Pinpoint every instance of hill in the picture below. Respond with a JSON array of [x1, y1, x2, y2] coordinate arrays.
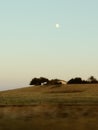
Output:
[[0, 84, 98, 105], [0, 84, 98, 130]]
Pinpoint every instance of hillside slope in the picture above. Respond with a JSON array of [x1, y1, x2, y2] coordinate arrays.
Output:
[[0, 84, 98, 105]]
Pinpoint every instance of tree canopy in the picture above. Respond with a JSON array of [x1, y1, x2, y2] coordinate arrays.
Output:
[[30, 77, 49, 85]]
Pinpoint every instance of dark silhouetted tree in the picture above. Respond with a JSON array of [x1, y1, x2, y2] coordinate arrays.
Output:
[[88, 76, 98, 84], [29, 78, 40, 85], [29, 77, 49, 86], [67, 77, 83, 84], [39, 77, 49, 84]]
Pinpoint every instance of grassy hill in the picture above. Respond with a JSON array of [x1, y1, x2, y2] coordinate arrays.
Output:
[[0, 84, 98, 105], [0, 84, 98, 130]]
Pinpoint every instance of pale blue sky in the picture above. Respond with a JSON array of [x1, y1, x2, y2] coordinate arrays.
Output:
[[0, 0, 98, 90]]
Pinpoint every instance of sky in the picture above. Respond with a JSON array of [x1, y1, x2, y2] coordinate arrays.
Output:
[[0, 0, 98, 90]]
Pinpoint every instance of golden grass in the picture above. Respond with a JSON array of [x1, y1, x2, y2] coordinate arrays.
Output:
[[0, 84, 98, 129], [0, 105, 98, 130], [0, 84, 98, 105]]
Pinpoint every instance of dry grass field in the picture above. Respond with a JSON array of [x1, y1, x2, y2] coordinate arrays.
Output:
[[0, 84, 98, 130], [0, 84, 98, 105]]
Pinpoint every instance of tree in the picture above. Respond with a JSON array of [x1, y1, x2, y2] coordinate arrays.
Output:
[[88, 76, 98, 84], [39, 77, 49, 84], [67, 77, 83, 84], [29, 78, 41, 85], [29, 77, 49, 86]]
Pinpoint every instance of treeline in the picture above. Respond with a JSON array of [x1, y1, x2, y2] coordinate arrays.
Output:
[[29, 76, 98, 86], [29, 77, 64, 86], [67, 76, 98, 84]]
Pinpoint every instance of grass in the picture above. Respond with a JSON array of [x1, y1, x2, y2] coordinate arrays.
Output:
[[0, 104, 98, 130], [0, 84, 98, 130], [0, 84, 98, 105]]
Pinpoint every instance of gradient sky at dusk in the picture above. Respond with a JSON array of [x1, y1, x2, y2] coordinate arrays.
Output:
[[0, 0, 98, 90]]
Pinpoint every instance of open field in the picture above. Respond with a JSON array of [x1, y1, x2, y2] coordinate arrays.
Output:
[[0, 105, 98, 130], [0, 84, 98, 105], [0, 84, 98, 130]]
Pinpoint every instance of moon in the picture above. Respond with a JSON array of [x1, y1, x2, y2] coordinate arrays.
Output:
[[55, 24, 60, 28]]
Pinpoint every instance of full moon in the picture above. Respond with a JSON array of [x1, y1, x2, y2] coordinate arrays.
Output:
[[55, 24, 60, 28]]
